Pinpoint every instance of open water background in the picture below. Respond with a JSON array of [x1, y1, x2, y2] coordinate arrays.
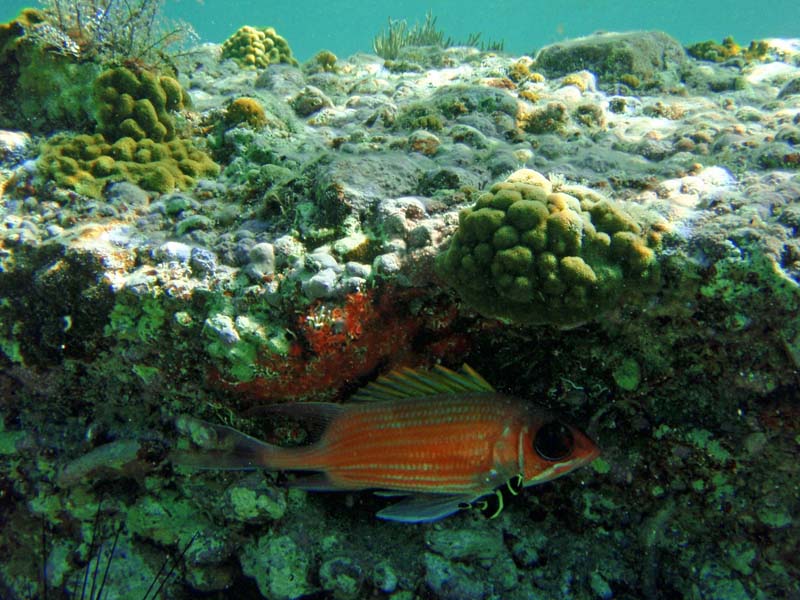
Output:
[[3, 0, 800, 61]]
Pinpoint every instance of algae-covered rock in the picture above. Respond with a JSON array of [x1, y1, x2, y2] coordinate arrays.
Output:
[[310, 151, 433, 224], [534, 31, 689, 91], [308, 49, 338, 73], [687, 36, 770, 63], [431, 84, 518, 119], [223, 474, 287, 523], [318, 557, 364, 600], [612, 357, 642, 391], [291, 85, 333, 117], [424, 552, 486, 600], [241, 534, 314, 599], [437, 168, 661, 327], [0, 237, 116, 366], [0, 9, 99, 132], [15, 48, 101, 132], [519, 101, 569, 134], [0, 9, 44, 59], [426, 527, 505, 562]]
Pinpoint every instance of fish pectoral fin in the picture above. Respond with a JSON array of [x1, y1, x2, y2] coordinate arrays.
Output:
[[375, 493, 478, 523], [373, 490, 411, 498]]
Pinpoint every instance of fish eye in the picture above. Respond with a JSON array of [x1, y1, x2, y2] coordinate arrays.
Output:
[[533, 421, 574, 461]]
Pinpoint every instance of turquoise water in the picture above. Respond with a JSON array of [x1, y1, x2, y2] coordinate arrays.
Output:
[[3, 0, 800, 60]]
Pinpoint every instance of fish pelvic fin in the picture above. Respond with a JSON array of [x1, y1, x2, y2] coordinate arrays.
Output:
[[351, 364, 494, 403], [169, 415, 308, 471], [375, 493, 480, 523]]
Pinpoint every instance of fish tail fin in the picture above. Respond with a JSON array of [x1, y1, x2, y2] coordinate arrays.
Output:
[[169, 415, 301, 471]]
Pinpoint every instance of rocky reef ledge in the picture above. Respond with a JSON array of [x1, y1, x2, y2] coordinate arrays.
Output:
[[1, 24, 799, 599]]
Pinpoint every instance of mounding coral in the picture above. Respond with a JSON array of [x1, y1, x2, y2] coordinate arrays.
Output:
[[1, 6, 196, 132], [38, 133, 220, 197], [224, 97, 268, 129], [36, 66, 218, 197], [221, 25, 298, 69], [93, 66, 189, 143], [437, 169, 662, 327]]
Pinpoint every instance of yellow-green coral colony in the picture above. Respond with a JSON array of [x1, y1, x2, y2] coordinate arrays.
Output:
[[94, 67, 188, 142], [221, 26, 298, 69], [37, 67, 219, 197], [686, 37, 769, 63], [39, 133, 219, 198], [311, 50, 338, 73], [437, 169, 660, 327], [224, 97, 268, 128]]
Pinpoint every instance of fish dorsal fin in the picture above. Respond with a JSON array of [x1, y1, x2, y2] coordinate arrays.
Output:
[[351, 364, 494, 402]]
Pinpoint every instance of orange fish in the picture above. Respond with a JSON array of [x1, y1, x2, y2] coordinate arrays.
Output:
[[172, 365, 600, 522]]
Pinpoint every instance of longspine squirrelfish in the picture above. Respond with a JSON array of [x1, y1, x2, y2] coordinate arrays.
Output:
[[172, 364, 599, 522]]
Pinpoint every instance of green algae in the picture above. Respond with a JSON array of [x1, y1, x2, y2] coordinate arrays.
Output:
[[591, 457, 611, 475], [128, 493, 205, 547], [612, 357, 642, 391], [228, 486, 287, 521], [105, 294, 167, 343]]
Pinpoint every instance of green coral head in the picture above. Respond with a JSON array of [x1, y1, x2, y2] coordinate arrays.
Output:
[[224, 97, 268, 129], [93, 67, 187, 143], [39, 132, 219, 198], [221, 25, 298, 69], [437, 168, 661, 327]]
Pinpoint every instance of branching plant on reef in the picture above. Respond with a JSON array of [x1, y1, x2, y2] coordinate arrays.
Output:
[[372, 10, 504, 60], [28, 0, 197, 68]]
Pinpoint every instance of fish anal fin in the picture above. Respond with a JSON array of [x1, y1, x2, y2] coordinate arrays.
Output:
[[169, 448, 264, 471], [375, 493, 479, 523], [352, 364, 494, 402]]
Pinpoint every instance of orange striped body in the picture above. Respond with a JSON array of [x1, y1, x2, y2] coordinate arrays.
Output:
[[173, 365, 599, 522], [270, 394, 527, 494]]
